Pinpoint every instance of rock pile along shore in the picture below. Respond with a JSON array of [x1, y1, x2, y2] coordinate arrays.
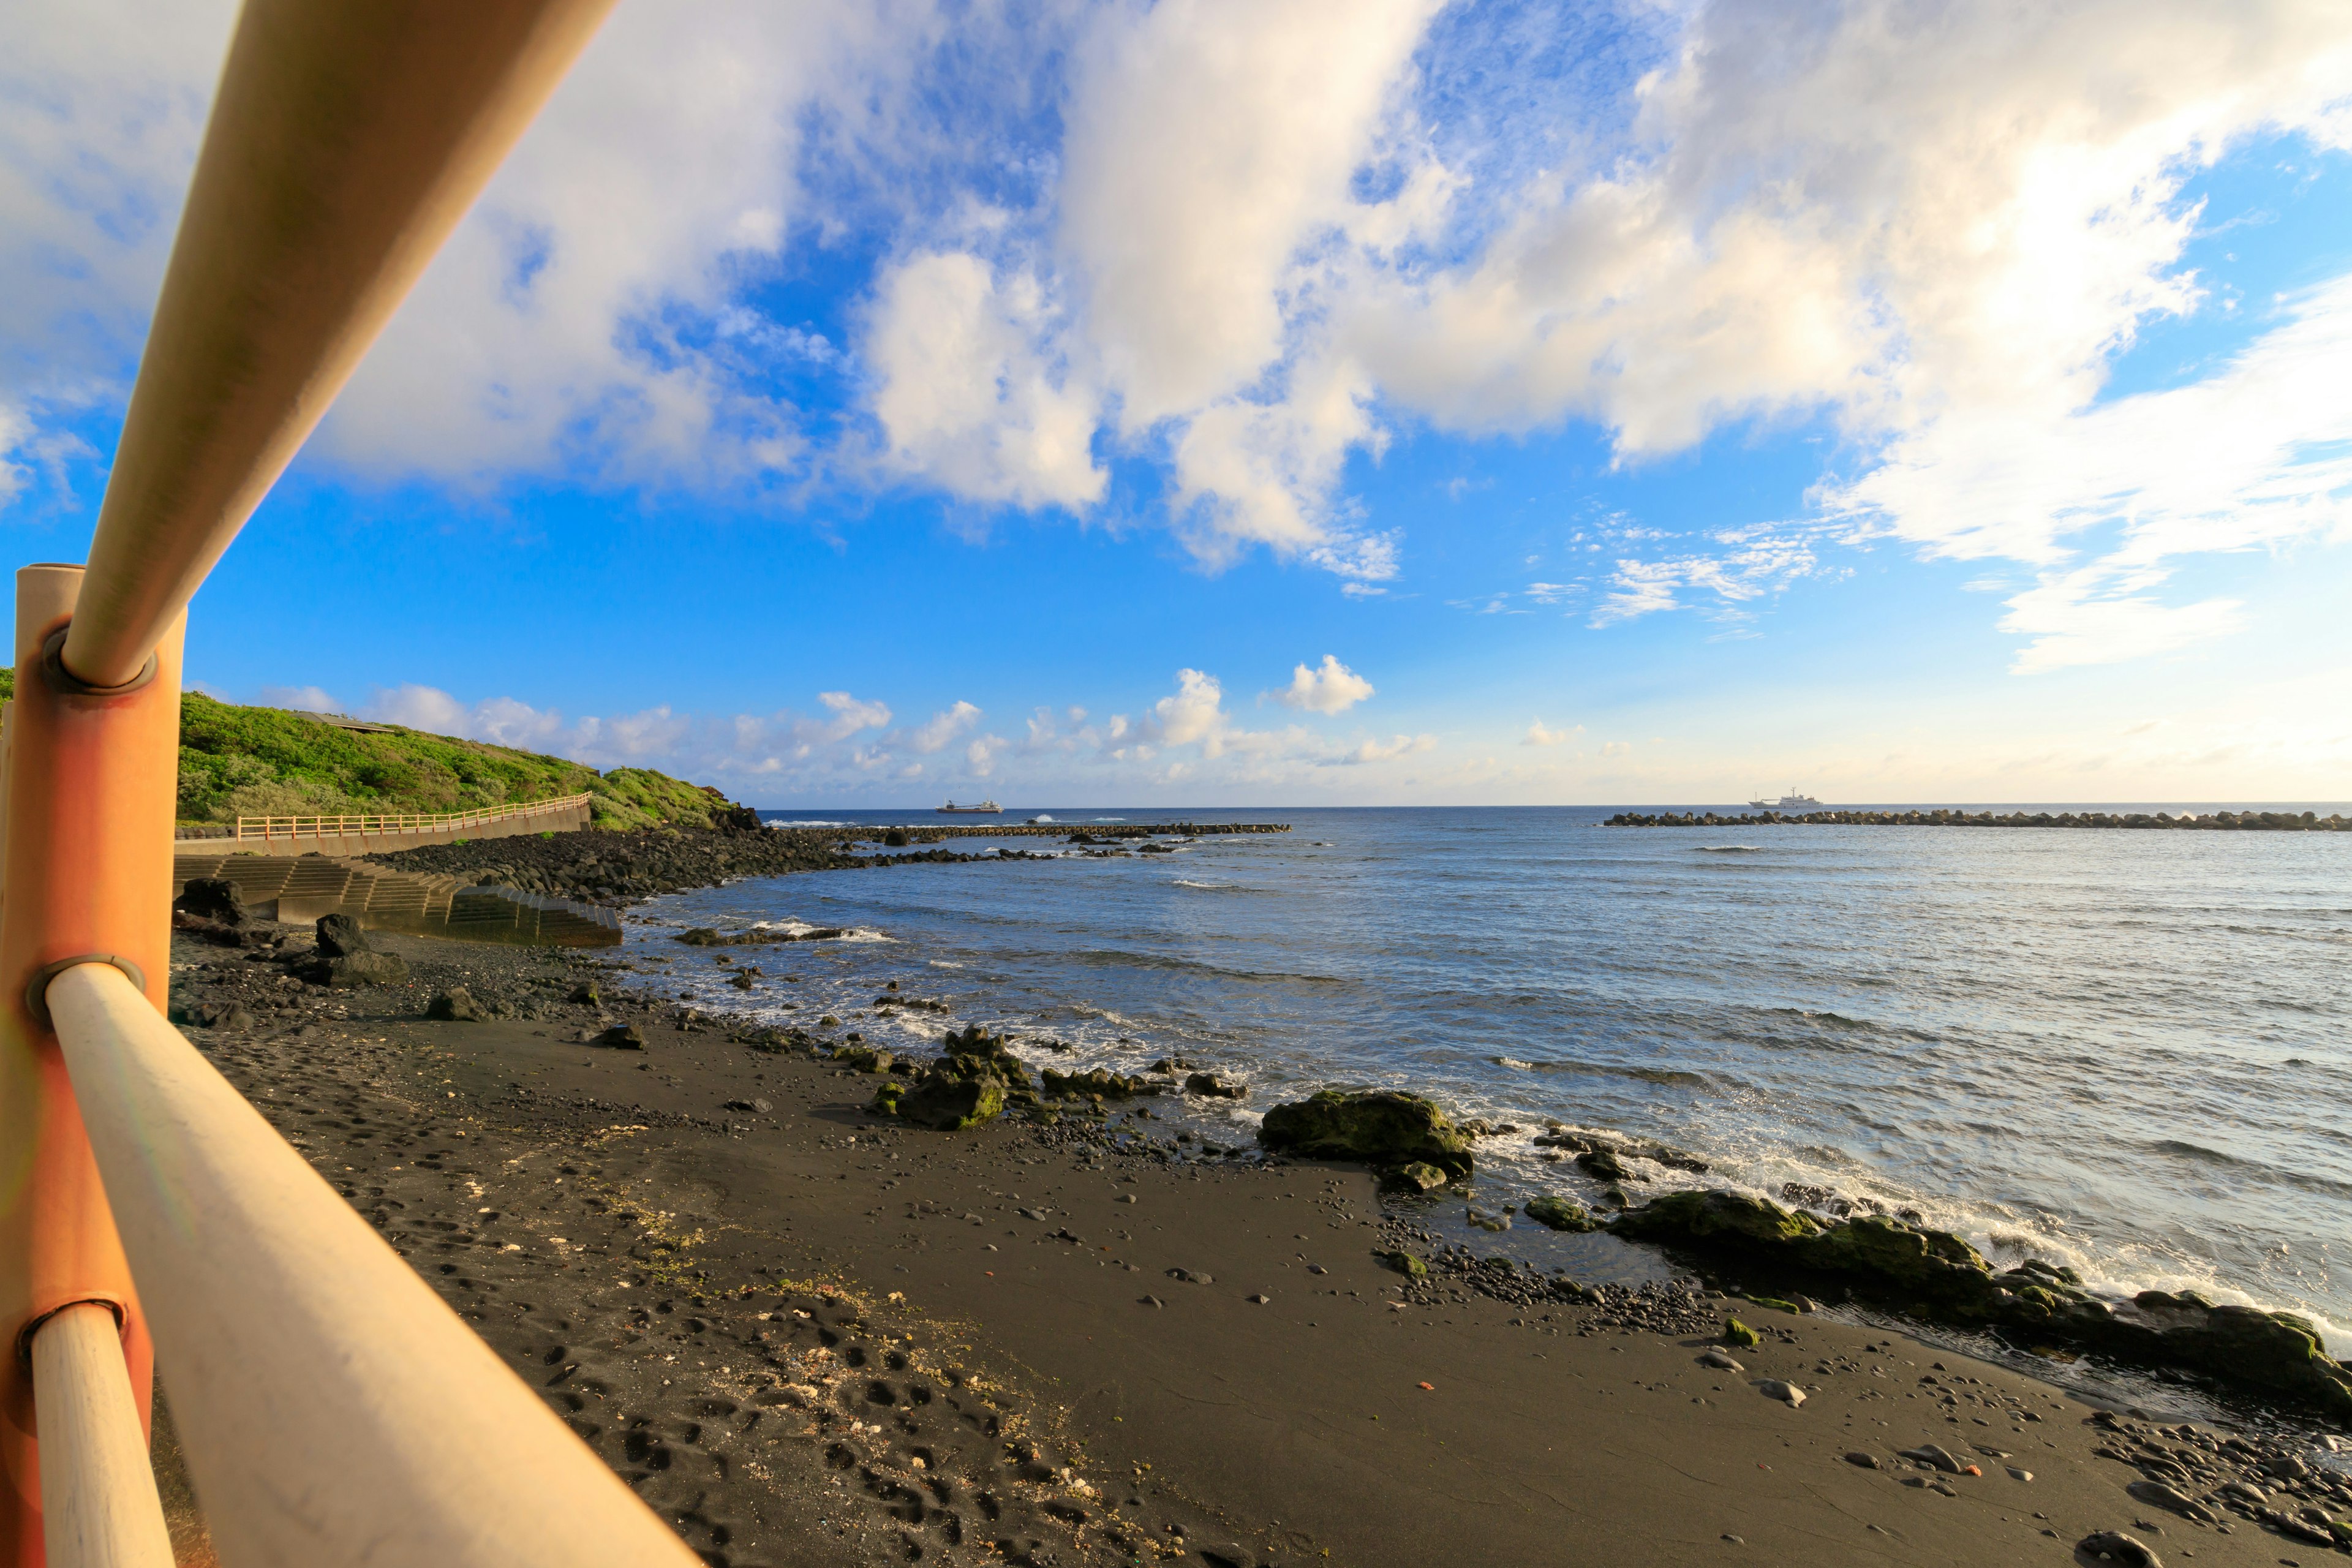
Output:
[[371, 821, 1285, 905], [1607, 807, 2350, 831], [367, 824, 1056, 904]]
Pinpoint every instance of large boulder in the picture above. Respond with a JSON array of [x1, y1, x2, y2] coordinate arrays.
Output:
[[175, 877, 247, 924], [172, 877, 255, 946], [314, 913, 371, 957], [1256, 1089, 1474, 1177], [426, 987, 482, 1021], [315, 950, 407, 987]]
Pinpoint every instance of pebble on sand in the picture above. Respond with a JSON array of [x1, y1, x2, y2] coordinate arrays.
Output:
[[2075, 1529, 2163, 1567]]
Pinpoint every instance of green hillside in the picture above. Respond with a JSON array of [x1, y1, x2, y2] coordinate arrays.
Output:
[[0, 670, 744, 832]]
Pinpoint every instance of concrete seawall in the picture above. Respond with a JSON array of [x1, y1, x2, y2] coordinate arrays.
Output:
[[174, 851, 619, 947]]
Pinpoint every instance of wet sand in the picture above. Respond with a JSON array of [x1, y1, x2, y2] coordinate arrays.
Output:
[[164, 924, 2339, 1567]]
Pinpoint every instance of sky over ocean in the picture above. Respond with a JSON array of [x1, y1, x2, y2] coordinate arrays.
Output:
[[4, 1, 2351, 808]]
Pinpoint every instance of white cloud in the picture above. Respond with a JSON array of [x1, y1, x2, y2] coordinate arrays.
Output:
[[1322, 733, 1435, 766], [1589, 531, 1823, 627], [1826, 273, 2352, 671], [259, 685, 339, 714], [1523, 720, 1580, 747], [1270, 654, 1375, 714], [1144, 669, 1232, 755], [904, 700, 982, 755], [0, 404, 32, 505], [11, 0, 2352, 643], [807, 690, 893, 743], [1058, 0, 1443, 427], [865, 253, 1106, 509]]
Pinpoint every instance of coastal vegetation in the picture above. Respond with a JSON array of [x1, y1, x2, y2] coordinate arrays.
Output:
[[0, 671, 741, 831]]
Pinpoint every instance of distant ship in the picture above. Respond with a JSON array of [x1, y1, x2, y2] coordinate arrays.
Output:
[[936, 799, 1003, 815], [1749, 788, 1825, 811]]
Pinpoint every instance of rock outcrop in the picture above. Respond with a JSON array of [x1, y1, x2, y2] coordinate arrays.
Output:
[[1256, 1089, 1475, 1178], [1613, 1188, 2352, 1420]]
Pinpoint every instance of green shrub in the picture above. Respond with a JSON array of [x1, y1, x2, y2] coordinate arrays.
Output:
[[0, 671, 750, 833]]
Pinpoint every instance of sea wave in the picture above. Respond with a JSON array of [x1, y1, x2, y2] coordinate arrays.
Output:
[[1488, 1055, 1714, 1089]]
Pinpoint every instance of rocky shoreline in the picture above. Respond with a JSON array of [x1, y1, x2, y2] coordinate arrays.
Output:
[[367, 824, 1060, 905], [1608, 807, 2350, 831], [832, 1012, 2352, 1441], [164, 884, 2352, 1565]]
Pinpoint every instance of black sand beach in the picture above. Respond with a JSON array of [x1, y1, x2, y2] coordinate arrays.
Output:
[[156, 910, 2352, 1568]]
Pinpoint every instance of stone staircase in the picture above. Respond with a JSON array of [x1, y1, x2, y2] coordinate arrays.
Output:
[[172, 852, 620, 948]]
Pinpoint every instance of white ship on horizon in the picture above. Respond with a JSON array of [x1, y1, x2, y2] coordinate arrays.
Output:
[[1748, 788, 1825, 812]]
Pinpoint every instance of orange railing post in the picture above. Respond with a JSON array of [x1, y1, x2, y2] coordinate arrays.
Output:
[[4, 1, 658, 1559], [0, 566, 184, 1562]]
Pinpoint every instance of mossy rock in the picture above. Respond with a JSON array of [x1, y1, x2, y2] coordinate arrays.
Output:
[[869, 1081, 906, 1116], [1381, 1161, 1452, 1194], [834, 1046, 895, 1074], [895, 1069, 1005, 1131], [1041, 1066, 1150, 1101], [1724, 1318, 1760, 1348], [1574, 1147, 1631, 1183], [1611, 1189, 1825, 1248], [1610, 1183, 2352, 1422], [940, 1024, 1031, 1088], [1797, 1212, 1991, 1291], [1523, 1195, 1600, 1232], [1375, 1250, 1429, 1281], [1257, 1090, 1474, 1177], [2158, 1306, 2352, 1417]]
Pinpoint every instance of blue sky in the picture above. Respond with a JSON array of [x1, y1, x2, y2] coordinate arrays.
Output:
[[5, 0, 2351, 807]]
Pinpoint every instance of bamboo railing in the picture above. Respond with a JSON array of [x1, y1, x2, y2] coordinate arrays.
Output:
[[0, 2, 705, 1564], [222, 790, 592, 844]]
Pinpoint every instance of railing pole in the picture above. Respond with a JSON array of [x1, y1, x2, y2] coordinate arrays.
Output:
[[45, 963, 701, 1567], [0, 567, 183, 1566], [28, 1306, 171, 1568], [59, 0, 619, 691]]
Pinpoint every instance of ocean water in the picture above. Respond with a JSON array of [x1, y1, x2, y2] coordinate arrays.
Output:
[[633, 806, 2352, 1359]]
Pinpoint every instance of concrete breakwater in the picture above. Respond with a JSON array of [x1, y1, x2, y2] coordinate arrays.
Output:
[[1607, 807, 2350, 831]]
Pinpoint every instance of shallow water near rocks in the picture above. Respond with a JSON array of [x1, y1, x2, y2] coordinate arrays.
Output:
[[631, 805, 2352, 1363]]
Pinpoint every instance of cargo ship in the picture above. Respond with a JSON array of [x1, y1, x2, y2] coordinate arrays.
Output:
[[935, 799, 1003, 814]]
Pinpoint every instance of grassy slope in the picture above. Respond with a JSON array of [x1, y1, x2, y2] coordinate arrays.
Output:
[[0, 669, 739, 831]]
